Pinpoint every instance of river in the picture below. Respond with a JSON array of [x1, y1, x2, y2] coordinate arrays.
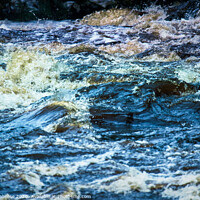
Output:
[[0, 6, 200, 200]]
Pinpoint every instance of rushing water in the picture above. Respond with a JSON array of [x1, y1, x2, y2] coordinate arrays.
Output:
[[0, 6, 200, 200]]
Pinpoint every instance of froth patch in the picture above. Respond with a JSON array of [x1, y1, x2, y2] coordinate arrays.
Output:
[[5, 50, 57, 90], [82, 167, 200, 200], [99, 167, 150, 193], [80, 8, 165, 26], [8, 168, 44, 188], [21, 172, 44, 188], [80, 8, 137, 26], [0, 49, 94, 110], [0, 50, 59, 109], [163, 186, 200, 200], [34, 163, 71, 176], [99, 39, 147, 57], [176, 67, 200, 83]]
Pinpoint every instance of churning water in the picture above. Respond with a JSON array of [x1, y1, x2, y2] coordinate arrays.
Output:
[[0, 6, 200, 200]]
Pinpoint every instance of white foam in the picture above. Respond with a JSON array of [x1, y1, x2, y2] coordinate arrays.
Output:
[[176, 68, 200, 83]]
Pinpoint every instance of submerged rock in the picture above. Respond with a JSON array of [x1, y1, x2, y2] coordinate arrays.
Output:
[[140, 79, 197, 97], [68, 44, 96, 54]]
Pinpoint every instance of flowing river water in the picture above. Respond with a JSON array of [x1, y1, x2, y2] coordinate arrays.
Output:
[[0, 6, 200, 200]]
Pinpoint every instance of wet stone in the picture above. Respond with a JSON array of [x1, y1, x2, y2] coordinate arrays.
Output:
[[170, 43, 200, 59], [0, 63, 6, 70]]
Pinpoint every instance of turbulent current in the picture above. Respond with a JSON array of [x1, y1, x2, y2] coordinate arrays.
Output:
[[0, 6, 200, 200]]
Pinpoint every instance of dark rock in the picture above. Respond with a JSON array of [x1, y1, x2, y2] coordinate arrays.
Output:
[[90, 0, 116, 8], [0, 63, 6, 70], [73, 0, 103, 19], [138, 32, 159, 43], [0, 0, 38, 21], [142, 79, 197, 96], [0, 0, 199, 21], [115, 0, 175, 8], [135, 48, 156, 59], [0, 0, 115, 21], [170, 43, 200, 59], [166, 0, 200, 20]]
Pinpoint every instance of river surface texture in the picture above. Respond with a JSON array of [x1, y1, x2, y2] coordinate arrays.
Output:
[[0, 6, 200, 200]]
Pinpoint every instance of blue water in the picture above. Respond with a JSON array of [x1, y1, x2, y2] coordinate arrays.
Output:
[[0, 15, 200, 200]]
